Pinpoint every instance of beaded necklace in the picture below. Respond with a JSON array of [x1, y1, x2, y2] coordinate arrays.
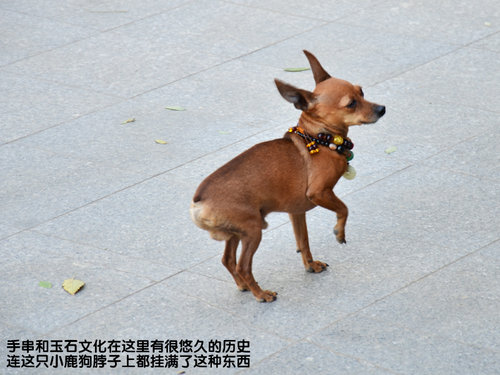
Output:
[[288, 126, 354, 161]]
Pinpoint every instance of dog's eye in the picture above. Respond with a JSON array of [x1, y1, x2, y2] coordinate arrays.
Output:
[[346, 100, 357, 109]]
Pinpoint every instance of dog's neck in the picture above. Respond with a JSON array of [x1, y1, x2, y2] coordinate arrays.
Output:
[[297, 112, 348, 138]]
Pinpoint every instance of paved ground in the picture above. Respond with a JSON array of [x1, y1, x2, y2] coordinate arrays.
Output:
[[1, 0, 499, 374]]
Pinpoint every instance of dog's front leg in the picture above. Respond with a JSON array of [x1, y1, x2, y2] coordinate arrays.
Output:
[[306, 188, 348, 244], [289, 213, 328, 272]]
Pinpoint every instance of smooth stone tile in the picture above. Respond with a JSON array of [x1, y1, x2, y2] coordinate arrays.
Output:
[[0, 238, 155, 335], [4, 1, 323, 98], [158, 268, 349, 341], [2, 231, 178, 282], [187, 202, 481, 319], [341, 0, 500, 45], [49, 278, 289, 369], [0, 143, 144, 230], [0, 0, 190, 31], [242, 341, 392, 375], [0, 70, 122, 142], [345, 164, 499, 251], [242, 22, 457, 87], [309, 314, 500, 375], [0, 325, 39, 372], [33, 171, 221, 270], [370, 47, 500, 112], [0, 9, 94, 66], [420, 133, 500, 181], [362, 241, 500, 352], [470, 31, 500, 53], [345, 92, 499, 164], [12, 60, 295, 176], [110, 0, 325, 60], [0, 223, 23, 241], [227, 0, 386, 21]]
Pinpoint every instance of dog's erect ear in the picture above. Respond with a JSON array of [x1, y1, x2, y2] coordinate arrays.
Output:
[[303, 50, 331, 84], [274, 79, 315, 111]]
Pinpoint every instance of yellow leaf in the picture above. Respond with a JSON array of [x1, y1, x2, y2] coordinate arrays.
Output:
[[385, 146, 397, 154], [155, 139, 167, 144], [121, 118, 136, 124], [62, 278, 85, 295]]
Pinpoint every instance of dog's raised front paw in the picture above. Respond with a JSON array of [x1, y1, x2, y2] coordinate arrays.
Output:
[[333, 228, 346, 244]]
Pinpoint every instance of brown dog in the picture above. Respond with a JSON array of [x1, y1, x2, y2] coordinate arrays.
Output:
[[190, 51, 385, 302]]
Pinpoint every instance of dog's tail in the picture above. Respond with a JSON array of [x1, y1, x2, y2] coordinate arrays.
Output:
[[190, 200, 234, 241]]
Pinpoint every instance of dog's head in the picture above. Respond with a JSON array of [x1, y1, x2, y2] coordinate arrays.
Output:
[[275, 50, 385, 132]]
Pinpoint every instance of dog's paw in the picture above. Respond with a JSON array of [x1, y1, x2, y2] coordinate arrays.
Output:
[[306, 260, 329, 273], [333, 228, 346, 244], [256, 290, 277, 303]]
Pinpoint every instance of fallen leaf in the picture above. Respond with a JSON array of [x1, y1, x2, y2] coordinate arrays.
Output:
[[218, 131, 230, 135], [62, 278, 85, 295], [121, 118, 135, 124], [484, 21, 491, 27], [385, 146, 397, 154], [155, 139, 168, 144], [284, 67, 310, 72], [38, 281, 52, 289], [165, 106, 186, 111]]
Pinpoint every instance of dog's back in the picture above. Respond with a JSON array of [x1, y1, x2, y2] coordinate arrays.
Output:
[[190, 137, 310, 240]]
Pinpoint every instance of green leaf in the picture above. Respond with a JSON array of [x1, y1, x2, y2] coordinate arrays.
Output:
[[385, 146, 397, 154], [38, 281, 53, 289], [62, 278, 85, 295], [155, 139, 168, 144], [284, 67, 310, 72], [165, 106, 186, 111], [218, 131, 230, 135], [121, 118, 135, 124]]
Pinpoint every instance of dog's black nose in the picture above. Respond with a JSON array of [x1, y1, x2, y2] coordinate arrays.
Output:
[[376, 105, 386, 117]]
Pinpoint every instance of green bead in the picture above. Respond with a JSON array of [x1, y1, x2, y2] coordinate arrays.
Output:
[[346, 150, 354, 161]]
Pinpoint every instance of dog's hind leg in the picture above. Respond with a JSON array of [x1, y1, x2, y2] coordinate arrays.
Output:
[[221, 236, 249, 291], [289, 213, 328, 273], [236, 228, 277, 302]]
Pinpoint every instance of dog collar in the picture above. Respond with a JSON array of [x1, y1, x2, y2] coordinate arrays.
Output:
[[288, 126, 354, 160]]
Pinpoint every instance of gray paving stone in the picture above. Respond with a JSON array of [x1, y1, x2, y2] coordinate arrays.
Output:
[[33, 171, 221, 271], [352, 85, 499, 164], [4, 1, 323, 98], [10, 60, 294, 177], [0, 8, 94, 66], [0, 232, 157, 335], [228, 0, 386, 22], [242, 22, 458, 87], [2, 0, 499, 373], [470, 31, 500, 53], [361, 240, 500, 353], [0, 143, 144, 233], [345, 164, 499, 251], [341, 0, 500, 45], [369, 47, 500, 113], [47, 278, 289, 372], [0, 70, 122, 142], [309, 314, 499, 375], [0, 0, 190, 31], [240, 341, 392, 375], [3, 231, 178, 282]]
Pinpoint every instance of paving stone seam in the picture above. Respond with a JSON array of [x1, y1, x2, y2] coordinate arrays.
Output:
[[41, 269, 186, 337], [306, 339, 401, 375], [305, 237, 500, 341], [0, 122, 286, 243]]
